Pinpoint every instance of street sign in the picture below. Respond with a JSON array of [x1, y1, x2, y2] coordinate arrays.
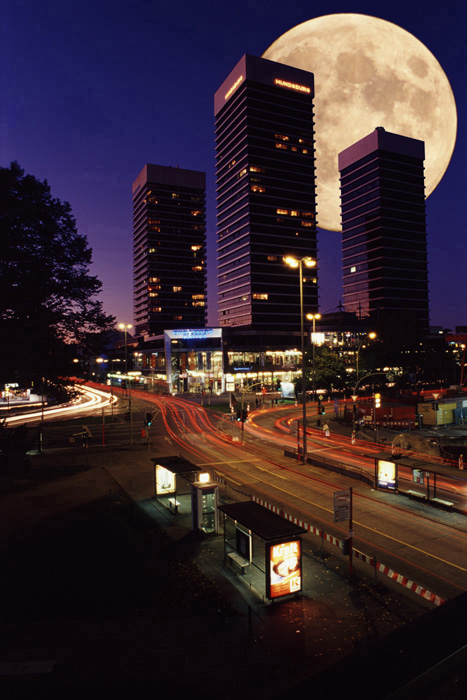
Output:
[[333, 489, 351, 523]]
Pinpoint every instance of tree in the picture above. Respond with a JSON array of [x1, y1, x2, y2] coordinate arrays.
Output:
[[0, 162, 115, 391], [294, 345, 347, 396]]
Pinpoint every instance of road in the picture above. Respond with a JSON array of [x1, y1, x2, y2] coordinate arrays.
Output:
[[15, 383, 467, 606]]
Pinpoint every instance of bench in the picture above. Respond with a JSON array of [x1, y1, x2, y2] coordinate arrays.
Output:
[[431, 497, 454, 510], [227, 551, 250, 574], [407, 490, 426, 501], [167, 497, 181, 514]]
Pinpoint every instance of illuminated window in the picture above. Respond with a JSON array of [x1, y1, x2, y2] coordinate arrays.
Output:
[[302, 211, 313, 218], [302, 149, 309, 154], [192, 301, 205, 307], [191, 245, 201, 251], [253, 293, 268, 300], [275, 133, 289, 141], [149, 277, 160, 283], [275, 143, 287, 150], [147, 196, 158, 204], [174, 315, 183, 321], [192, 265, 203, 272], [148, 247, 157, 253], [267, 255, 277, 261], [250, 166, 265, 173], [149, 292, 158, 298], [238, 168, 247, 177], [192, 294, 205, 300], [228, 159, 237, 168], [290, 210, 299, 217], [276, 208, 289, 215], [250, 185, 265, 193], [301, 221, 313, 227], [151, 307, 162, 313], [171, 193, 180, 199], [191, 210, 202, 216], [173, 286, 182, 292], [291, 146, 298, 152], [350, 267, 357, 273]]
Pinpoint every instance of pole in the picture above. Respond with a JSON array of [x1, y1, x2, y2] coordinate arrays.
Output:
[[129, 378, 133, 445], [312, 317, 316, 402], [300, 260, 307, 464], [102, 406, 105, 447], [348, 486, 353, 576]]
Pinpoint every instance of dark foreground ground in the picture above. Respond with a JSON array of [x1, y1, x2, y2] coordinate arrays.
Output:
[[0, 447, 466, 699]]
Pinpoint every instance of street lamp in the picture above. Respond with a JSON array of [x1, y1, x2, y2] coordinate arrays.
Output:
[[284, 255, 317, 464], [306, 313, 321, 401], [118, 323, 132, 375]]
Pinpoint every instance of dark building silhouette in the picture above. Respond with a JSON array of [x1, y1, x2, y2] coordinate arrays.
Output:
[[214, 54, 318, 333], [338, 128, 430, 339], [132, 164, 207, 338]]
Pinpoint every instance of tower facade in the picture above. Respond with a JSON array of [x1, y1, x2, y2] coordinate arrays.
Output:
[[132, 164, 207, 338], [338, 128, 429, 336], [214, 54, 318, 332]]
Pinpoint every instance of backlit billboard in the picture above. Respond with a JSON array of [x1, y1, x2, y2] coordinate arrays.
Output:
[[377, 459, 398, 491], [267, 539, 302, 599]]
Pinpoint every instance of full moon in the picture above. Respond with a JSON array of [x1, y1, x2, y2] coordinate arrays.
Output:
[[263, 14, 457, 232]]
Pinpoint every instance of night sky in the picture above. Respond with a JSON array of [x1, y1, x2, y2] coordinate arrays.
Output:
[[3, 0, 466, 330]]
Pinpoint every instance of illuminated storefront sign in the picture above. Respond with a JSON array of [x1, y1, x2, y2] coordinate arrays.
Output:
[[225, 75, 244, 100], [171, 329, 215, 339], [267, 540, 302, 599], [376, 459, 398, 491], [274, 78, 311, 94]]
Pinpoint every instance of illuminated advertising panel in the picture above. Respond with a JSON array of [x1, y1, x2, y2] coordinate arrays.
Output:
[[267, 539, 302, 599], [156, 465, 176, 495], [377, 459, 398, 491]]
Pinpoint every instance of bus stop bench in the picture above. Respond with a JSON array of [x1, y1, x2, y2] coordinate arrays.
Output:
[[168, 497, 181, 514], [407, 490, 426, 501], [227, 551, 250, 574], [431, 497, 454, 510]]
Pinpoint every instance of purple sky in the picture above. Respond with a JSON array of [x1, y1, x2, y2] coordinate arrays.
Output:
[[3, 0, 466, 331]]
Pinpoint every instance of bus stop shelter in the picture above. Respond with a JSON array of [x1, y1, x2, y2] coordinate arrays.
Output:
[[218, 500, 306, 602], [151, 456, 199, 514]]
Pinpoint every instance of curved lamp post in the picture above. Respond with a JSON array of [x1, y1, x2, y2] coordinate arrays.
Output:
[[284, 255, 317, 464], [118, 322, 133, 444]]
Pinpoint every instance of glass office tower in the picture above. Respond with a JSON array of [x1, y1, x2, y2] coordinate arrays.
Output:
[[339, 128, 429, 337], [214, 54, 318, 332], [132, 164, 207, 338]]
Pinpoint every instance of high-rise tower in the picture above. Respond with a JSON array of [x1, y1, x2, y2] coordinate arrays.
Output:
[[214, 54, 318, 332], [132, 164, 207, 338], [339, 128, 429, 336]]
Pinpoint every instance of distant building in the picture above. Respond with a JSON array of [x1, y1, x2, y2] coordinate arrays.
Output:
[[214, 54, 318, 334], [132, 164, 207, 338], [338, 128, 430, 338]]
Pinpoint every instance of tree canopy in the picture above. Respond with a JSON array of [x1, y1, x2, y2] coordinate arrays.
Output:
[[0, 162, 115, 389]]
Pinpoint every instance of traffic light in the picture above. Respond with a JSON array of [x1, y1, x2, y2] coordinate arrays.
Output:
[[242, 409, 248, 422], [342, 538, 351, 555], [374, 393, 381, 408], [145, 412, 153, 426], [432, 402, 439, 411], [236, 410, 241, 422]]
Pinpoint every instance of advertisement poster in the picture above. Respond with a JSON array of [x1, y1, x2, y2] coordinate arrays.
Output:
[[268, 540, 302, 599], [377, 459, 398, 491]]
